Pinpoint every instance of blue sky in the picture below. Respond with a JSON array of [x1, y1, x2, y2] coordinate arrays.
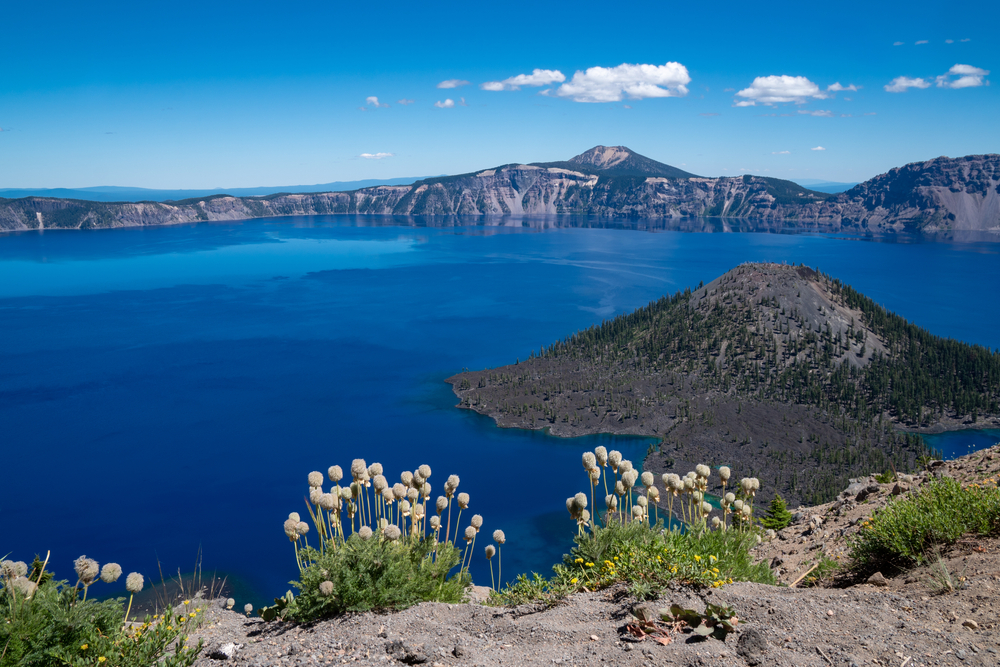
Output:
[[0, 0, 996, 188]]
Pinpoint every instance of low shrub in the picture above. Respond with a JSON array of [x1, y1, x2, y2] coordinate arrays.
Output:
[[849, 476, 1000, 574], [0, 554, 203, 667]]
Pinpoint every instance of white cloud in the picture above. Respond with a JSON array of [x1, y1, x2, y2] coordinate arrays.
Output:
[[772, 150, 791, 154], [827, 82, 859, 92], [481, 68, 565, 91], [936, 64, 990, 89], [359, 153, 394, 159], [458, 97, 468, 106], [734, 75, 827, 106], [961, 38, 971, 42], [437, 79, 470, 89], [946, 39, 954, 44], [553, 62, 690, 103], [893, 41, 904, 46], [916, 40, 929, 45], [798, 109, 834, 117], [811, 146, 826, 151], [884, 76, 931, 92], [434, 99, 455, 108], [397, 99, 415, 105], [365, 96, 389, 108]]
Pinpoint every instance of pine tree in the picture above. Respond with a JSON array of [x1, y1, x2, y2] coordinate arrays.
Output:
[[760, 494, 792, 530]]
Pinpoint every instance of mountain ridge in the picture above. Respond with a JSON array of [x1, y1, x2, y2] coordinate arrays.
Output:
[[1, 148, 997, 233]]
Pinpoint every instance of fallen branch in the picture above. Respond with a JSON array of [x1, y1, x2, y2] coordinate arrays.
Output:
[[789, 563, 820, 588]]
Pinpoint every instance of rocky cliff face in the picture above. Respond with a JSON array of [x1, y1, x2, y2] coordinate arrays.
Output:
[[2, 148, 997, 233]]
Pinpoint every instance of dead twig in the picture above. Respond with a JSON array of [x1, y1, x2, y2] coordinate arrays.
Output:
[[790, 563, 819, 588]]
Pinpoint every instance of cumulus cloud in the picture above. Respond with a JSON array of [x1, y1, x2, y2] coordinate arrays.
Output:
[[798, 109, 834, 117], [811, 146, 826, 151], [734, 75, 827, 106], [936, 64, 990, 88], [437, 79, 470, 89], [481, 68, 565, 91], [359, 153, 394, 159], [365, 96, 389, 108], [772, 150, 791, 154], [434, 99, 456, 108], [884, 76, 931, 92], [552, 62, 690, 103], [827, 82, 859, 92]]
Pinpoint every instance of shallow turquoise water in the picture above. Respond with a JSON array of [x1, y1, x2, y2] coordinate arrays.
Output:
[[1, 216, 998, 604]]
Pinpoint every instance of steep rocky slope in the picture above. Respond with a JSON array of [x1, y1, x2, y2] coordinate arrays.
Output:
[[2, 148, 997, 233]]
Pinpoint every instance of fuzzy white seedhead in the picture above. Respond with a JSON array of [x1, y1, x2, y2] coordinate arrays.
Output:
[[400, 471, 414, 487], [457, 492, 470, 509], [226, 598, 235, 610], [368, 463, 383, 477], [701, 501, 713, 515], [471, 514, 483, 529], [711, 516, 722, 529], [430, 516, 441, 529], [695, 464, 711, 479], [493, 529, 506, 544], [407, 488, 419, 503], [615, 481, 625, 496], [412, 473, 425, 489], [399, 499, 412, 516], [418, 464, 432, 479], [309, 486, 323, 505], [647, 487, 660, 501], [284, 518, 298, 538], [740, 478, 753, 492], [464, 526, 476, 542], [623, 471, 637, 489], [485, 545, 496, 559], [296, 521, 310, 536], [308, 471, 324, 488], [636, 495, 648, 508], [582, 452, 596, 470], [632, 506, 645, 519], [413, 503, 425, 519], [436, 496, 448, 513], [328, 465, 343, 483], [579, 509, 591, 524], [595, 446, 608, 466], [718, 466, 731, 482], [683, 477, 695, 490], [573, 492, 588, 509], [125, 572, 144, 593], [606, 494, 618, 509], [341, 487, 354, 500], [383, 524, 402, 541], [373, 475, 388, 492], [392, 483, 407, 500], [351, 459, 367, 480], [244, 603, 253, 614], [640, 471, 654, 488], [421, 482, 432, 499], [724, 492, 736, 504], [566, 497, 576, 515], [446, 474, 460, 493], [74, 556, 99, 585], [608, 450, 622, 471], [350, 481, 362, 498], [590, 468, 601, 484], [358, 525, 373, 539], [619, 460, 633, 475], [734, 499, 744, 511], [319, 581, 334, 596], [100, 563, 122, 583]]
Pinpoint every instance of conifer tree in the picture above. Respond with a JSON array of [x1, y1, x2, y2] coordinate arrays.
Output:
[[760, 493, 792, 530]]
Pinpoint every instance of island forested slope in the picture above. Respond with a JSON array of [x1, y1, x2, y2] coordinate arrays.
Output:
[[447, 264, 1000, 507]]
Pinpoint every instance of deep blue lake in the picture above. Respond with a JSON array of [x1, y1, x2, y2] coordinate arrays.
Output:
[[2, 216, 998, 606]]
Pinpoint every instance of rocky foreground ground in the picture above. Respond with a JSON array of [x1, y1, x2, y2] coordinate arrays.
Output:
[[185, 445, 1000, 667]]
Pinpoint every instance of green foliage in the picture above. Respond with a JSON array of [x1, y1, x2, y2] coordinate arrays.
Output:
[[849, 478, 1000, 574], [491, 521, 773, 606], [1, 570, 202, 667], [873, 471, 895, 484], [666, 602, 739, 640], [759, 494, 792, 530], [797, 554, 840, 587], [286, 536, 467, 621]]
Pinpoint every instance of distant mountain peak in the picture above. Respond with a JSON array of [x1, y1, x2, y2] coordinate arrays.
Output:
[[563, 146, 698, 179], [569, 146, 636, 169]]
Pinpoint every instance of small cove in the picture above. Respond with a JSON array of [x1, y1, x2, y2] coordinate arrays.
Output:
[[2, 215, 998, 606]]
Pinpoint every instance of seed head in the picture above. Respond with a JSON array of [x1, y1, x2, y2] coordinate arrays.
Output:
[[471, 514, 483, 530], [582, 452, 596, 470], [319, 581, 334, 596], [125, 572, 144, 593], [701, 501, 713, 515], [295, 521, 309, 536], [457, 492, 470, 509], [308, 471, 324, 488], [695, 464, 711, 479], [284, 518, 298, 538], [350, 459, 367, 480], [359, 526, 373, 539], [579, 509, 591, 524], [422, 482, 432, 499], [622, 470, 637, 489], [418, 464, 432, 479], [724, 492, 736, 504], [641, 471, 654, 488], [368, 463, 383, 477], [430, 516, 441, 530], [350, 481, 361, 498], [485, 545, 496, 559], [632, 506, 645, 520], [412, 473, 425, 488], [74, 556, 99, 585], [493, 529, 506, 544], [595, 446, 608, 466], [100, 563, 122, 583], [400, 471, 414, 487], [608, 450, 622, 471], [573, 492, 588, 510], [318, 493, 335, 510], [244, 603, 253, 614], [226, 598, 235, 610], [718, 466, 731, 482], [566, 497, 576, 515], [328, 465, 343, 483], [11, 577, 37, 598], [383, 524, 402, 541], [740, 478, 753, 493], [636, 495, 648, 508], [605, 494, 617, 509], [589, 468, 601, 484], [392, 483, 407, 500], [647, 487, 660, 502], [446, 475, 460, 495], [407, 488, 419, 503], [309, 486, 323, 505], [734, 500, 744, 511], [711, 516, 722, 529], [615, 481, 625, 496], [341, 487, 354, 500], [413, 503, 425, 519], [464, 526, 476, 542], [373, 475, 388, 492], [619, 460, 633, 475], [399, 500, 411, 516], [436, 496, 448, 513], [683, 477, 695, 490]]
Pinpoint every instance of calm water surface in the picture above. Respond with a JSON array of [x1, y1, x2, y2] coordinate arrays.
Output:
[[2, 216, 998, 604]]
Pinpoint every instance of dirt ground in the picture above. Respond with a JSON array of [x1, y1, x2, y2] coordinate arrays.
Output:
[[185, 445, 1000, 667]]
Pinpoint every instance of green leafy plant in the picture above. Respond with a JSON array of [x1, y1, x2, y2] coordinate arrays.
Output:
[[666, 602, 739, 641], [759, 494, 792, 530], [797, 554, 839, 587], [849, 477, 1000, 575], [873, 471, 895, 484]]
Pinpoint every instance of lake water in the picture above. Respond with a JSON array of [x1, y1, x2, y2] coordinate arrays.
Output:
[[2, 216, 998, 605]]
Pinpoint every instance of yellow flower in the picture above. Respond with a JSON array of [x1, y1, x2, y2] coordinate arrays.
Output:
[[575, 557, 583, 563], [183, 600, 190, 605], [570, 578, 578, 584], [585, 562, 594, 568], [694, 555, 701, 562], [189, 612, 196, 618], [80, 645, 88, 651], [98, 658, 106, 664], [709, 555, 718, 563]]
